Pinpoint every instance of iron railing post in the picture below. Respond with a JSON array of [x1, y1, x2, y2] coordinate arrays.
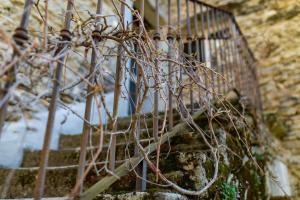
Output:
[[193, 1, 200, 62], [233, 16, 263, 111], [34, 0, 74, 199], [186, 0, 194, 113], [0, 0, 33, 136], [228, 14, 242, 92], [177, 0, 183, 105], [134, 0, 147, 192], [223, 13, 238, 90], [153, 0, 160, 142], [76, 0, 103, 194], [215, 9, 226, 94], [205, 6, 215, 97], [199, 3, 207, 92], [193, 0, 202, 105], [235, 31, 248, 96], [239, 37, 258, 108], [229, 18, 242, 91], [219, 11, 232, 92], [211, 8, 221, 95], [109, 1, 126, 171], [167, 0, 174, 129]]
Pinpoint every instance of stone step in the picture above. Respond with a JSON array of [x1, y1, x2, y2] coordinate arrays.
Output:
[[0, 139, 202, 199], [59, 119, 182, 149], [23, 121, 187, 168], [57, 106, 207, 150], [0, 167, 134, 198], [116, 112, 182, 130], [59, 128, 154, 149], [21, 144, 132, 168], [20, 111, 184, 174], [23, 126, 193, 168]]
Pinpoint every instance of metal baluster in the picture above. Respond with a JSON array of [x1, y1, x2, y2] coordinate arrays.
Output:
[[224, 13, 236, 90], [76, 0, 103, 193], [186, 0, 194, 113], [235, 37, 244, 94], [233, 18, 262, 106], [223, 13, 237, 90], [243, 45, 252, 98], [231, 20, 242, 91], [153, 0, 160, 142], [129, 61, 137, 115], [233, 19, 252, 96], [193, 1, 200, 62], [211, 8, 221, 95], [0, 0, 33, 136], [193, 0, 201, 105], [241, 60, 247, 96], [109, 2, 126, 171], [177, 0, 183, 104], [229, 15, 243, 94], [167, 0, 174, 129], [237, 34, 247, 96], [240, 39, 256, 104], [215, 10, 226, 94], [135, 0, 147, 192], [199, 3, 208, 91], [34, 0, 74, 199], [219, 12, 231, 92], [205, 6, 215, 97]]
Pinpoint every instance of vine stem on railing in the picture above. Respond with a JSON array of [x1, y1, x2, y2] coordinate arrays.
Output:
[[134, 0, 147, 192], [109, 0, 126, 171]]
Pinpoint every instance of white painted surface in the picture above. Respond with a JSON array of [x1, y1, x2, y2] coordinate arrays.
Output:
[[267, 159, 292, 197], [204, 39, 211, 68], [0, 92, 129, 168]]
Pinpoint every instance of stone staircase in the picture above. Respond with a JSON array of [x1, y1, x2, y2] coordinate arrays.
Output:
[[0, 92, 267, 199], [0, 111, 184, 198]]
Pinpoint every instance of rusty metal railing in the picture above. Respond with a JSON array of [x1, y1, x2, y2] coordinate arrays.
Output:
[[0, 0, 262, 198], [129, 0, 263, 192]]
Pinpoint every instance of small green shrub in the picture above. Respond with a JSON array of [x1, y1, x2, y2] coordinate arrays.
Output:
[[220, 182, 237, 200]]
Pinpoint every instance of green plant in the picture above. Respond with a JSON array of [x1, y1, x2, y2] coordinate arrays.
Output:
[[220, 182, 237, 200]]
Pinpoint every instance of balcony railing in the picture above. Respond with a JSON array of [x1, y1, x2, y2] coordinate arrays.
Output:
[[0, 0, 262, 199]]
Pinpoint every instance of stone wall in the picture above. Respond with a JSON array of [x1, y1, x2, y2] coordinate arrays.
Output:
[[209, 0, 300, 196]]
